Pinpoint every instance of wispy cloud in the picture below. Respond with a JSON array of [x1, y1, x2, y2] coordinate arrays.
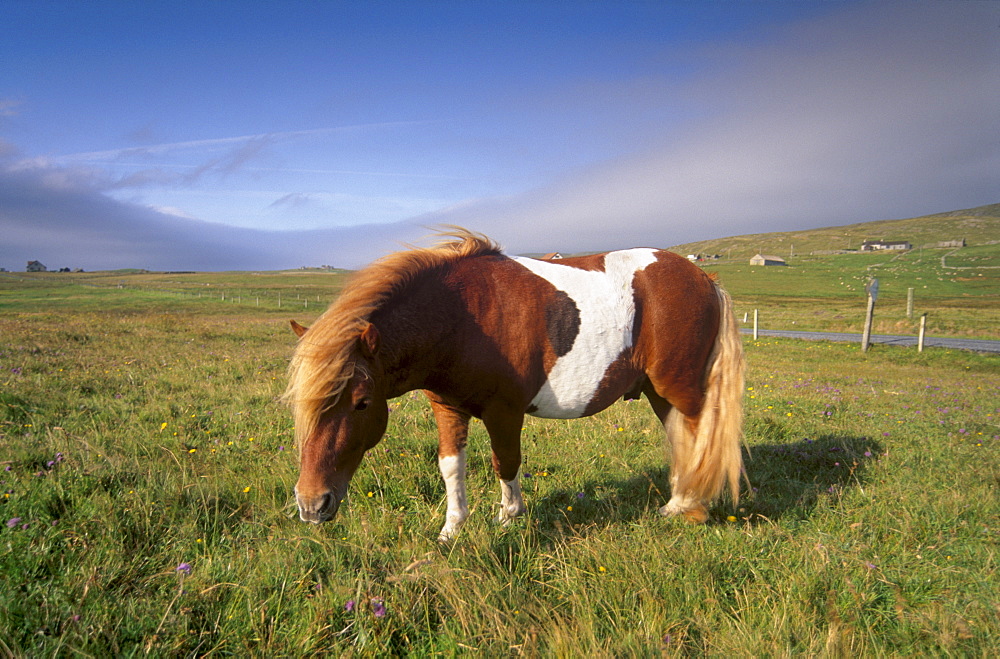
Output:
[[48, 121, 438, 193], [55, 122, 429, 163], [0, 159, 419, 270], [268, 192, 316, 209], [427, 2, 1000, 255], [0, 99, 22, 118], [1, 3, 996, 272]]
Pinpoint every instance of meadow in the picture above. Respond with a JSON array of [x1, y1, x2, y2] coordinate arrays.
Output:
[[1, 265, 998, 656]]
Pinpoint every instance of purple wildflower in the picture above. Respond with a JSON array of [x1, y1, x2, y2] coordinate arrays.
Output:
[[345, 599, 355, 613], [176, 562, 192, 574], [46, 461, 55, 468], [864, 562, 877, 570], [576, 492, 585, 500], [864, 451, 872, 457], [371, 598, 386, 618], [6, 517, 21, 528]]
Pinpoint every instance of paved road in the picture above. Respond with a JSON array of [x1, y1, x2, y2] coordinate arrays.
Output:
[[742, 329, 1000, 354]]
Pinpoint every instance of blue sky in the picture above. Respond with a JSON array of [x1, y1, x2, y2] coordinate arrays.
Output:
[[1, 1, 998, 271]]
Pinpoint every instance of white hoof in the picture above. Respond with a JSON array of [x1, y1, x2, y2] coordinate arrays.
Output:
[[437, 513, 468, 543], [496, 504, 525, 526], [497, 476, 525, 525], [659, 495, 708, 523]]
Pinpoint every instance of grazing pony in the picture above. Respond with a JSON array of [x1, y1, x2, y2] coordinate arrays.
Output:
[[285, 229, 744, 540]]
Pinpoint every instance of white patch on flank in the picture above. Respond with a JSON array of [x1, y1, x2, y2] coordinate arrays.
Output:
[[513, 249, 658, 418], [497, 473, 526, 525], [437, 449, 468, 542]]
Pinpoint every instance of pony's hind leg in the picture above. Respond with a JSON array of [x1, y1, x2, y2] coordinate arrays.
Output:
[[662, 410, 711, 523], [498, 476, 525, 526], [644, 387, 710, 523], [482, 408, 527, 525]]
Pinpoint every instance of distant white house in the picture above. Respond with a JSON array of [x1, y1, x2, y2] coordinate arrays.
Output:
[[861, 240, 911, 251], [749, 254, 786, 266], [26, 260, 47, 272]]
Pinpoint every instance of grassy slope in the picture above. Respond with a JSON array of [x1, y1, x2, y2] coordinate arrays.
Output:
[[1, 272, 998, 655], [661, 204, 1000, 339], [668, 202, 1000, 259]]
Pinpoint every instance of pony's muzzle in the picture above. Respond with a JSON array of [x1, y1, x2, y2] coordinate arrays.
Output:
[[295, 488, 339, 524]]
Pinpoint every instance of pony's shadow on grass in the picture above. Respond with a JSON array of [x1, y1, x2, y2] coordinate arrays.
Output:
[[738, 433, 884, 522], [509, 434, 884, 547]]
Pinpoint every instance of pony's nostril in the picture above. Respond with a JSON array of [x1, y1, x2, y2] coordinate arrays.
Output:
[[319, 492, 334, 513]]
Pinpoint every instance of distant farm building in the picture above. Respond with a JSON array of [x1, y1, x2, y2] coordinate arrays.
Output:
[[26, 261, 47, 272], [540, 252, 563, 260], [861, 240, 911, 251], [749, 254, 786, 266], [937, 239, 966, 248]]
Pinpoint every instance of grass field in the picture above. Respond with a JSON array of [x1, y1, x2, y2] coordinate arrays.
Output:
[[1, 265, 998, 655], [671, 203, 1000, 339]]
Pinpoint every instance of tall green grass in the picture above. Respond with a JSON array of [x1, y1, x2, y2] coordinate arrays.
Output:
[[1, 280, 997, 655]]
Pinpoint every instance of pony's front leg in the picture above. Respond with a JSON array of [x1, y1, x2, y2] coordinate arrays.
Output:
[[427, 395, 471, 542], [483, 409, 526, 525], [437, 448, 468, 542]]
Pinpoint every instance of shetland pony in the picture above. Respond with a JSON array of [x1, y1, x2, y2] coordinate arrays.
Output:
[[285, 229, 744, 540]]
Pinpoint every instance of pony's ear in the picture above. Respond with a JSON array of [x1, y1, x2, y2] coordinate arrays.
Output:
[[359, 322, 380, 358], [290, 320, 309, 338]]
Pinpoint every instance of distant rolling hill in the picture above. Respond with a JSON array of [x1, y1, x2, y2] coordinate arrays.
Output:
[[667, 203, 1000, 260]]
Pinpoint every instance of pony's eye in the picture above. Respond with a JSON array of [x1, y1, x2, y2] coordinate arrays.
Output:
[[355, 398, 371, 412]]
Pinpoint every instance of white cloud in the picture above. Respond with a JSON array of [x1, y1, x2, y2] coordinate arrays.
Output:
[[1, 2, 996, 271], [0, 99, 22, 117], [424, 2, 1000, 254], [0, 159, 423, 270]]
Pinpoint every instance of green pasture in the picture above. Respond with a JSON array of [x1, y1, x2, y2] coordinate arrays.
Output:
[[670, 202, 1000, 262], [1, 270, 998, 655], [6, 230, 998, 339], [703, 247, 1000, 338]]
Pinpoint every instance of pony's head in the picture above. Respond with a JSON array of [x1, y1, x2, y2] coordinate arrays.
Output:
[[286, 319, 390, 523], [283, 228, 503, 523]]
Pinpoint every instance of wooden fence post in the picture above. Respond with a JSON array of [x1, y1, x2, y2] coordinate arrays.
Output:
[[862, 278, 878, 353], [918, 313, 927, 353], [753, 309, 759, 341]]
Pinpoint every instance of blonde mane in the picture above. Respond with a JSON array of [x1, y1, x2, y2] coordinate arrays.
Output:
[[284, 227, 502, 449]]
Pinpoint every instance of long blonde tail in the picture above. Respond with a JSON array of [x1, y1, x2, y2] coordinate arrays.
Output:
[[664, 286, 745, 518]]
